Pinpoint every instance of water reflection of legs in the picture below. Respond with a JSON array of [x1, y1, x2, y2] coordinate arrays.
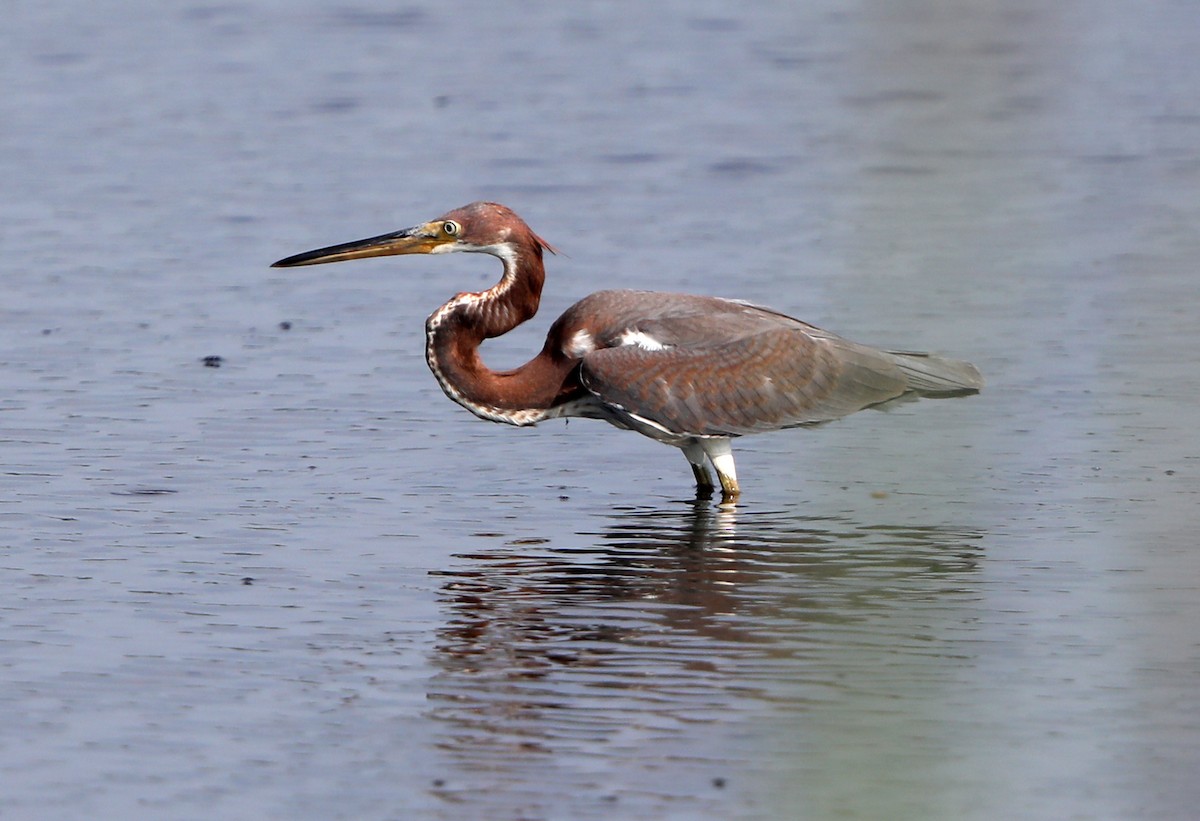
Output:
[[425, 502, 984, 815]]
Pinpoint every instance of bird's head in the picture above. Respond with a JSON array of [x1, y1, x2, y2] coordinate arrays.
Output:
[[271, 201, 556, 268]]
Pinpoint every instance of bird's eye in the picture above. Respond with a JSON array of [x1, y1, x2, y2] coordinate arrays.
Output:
[[443, 220, 460, 236]]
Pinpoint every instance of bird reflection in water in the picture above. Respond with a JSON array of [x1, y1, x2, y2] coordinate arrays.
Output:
[[423, 501, 983, 805], [432, 501, 981, 668]]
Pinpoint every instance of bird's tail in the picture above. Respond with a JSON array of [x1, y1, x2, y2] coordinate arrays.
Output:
[[889, 350, 984, 397]]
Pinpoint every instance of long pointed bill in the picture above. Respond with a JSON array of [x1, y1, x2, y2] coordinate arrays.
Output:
[[271, 223, 448, 267]]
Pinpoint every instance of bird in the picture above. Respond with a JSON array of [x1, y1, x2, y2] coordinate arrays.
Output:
[[272, 201, 982, 500]]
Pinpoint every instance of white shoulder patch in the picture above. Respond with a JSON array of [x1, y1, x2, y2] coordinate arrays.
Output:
[[565, 329, 596, 358], [617, 329, 669, 351]]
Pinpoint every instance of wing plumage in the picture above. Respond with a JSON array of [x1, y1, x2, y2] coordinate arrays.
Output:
[[554, 290, 981, 437]]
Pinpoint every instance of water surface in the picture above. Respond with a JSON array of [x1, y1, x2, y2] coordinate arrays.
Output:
[[3, 1, 1199, 819]]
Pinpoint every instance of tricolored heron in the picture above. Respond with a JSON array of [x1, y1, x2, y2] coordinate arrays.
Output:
[[273, 202, 982, 500]]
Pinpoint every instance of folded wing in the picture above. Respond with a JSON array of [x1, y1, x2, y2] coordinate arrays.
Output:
[[571, 292, 980, 437]]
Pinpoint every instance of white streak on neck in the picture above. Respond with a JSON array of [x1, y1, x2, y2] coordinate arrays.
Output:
[[455, 241, 519, 269], [423, 239, 546, 426]]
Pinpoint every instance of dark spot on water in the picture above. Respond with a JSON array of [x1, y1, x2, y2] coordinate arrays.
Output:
[[279, 321, 292, 331], [625, 82, 695, 98], [202, 355, 224, 367], [312, 97, 359, 114], [113, 488, 179, 496], [334, 8, 427, 29], [688, 17, 739, 32], [241, 577, 254, 586], [712, 777, 727, 789], [491, 156, 545, 169], [431, 778, 445, 788], [708, 157, 778, 176], [600, 152, 664, 165], [1080, 153, 1143, 164], [433, 95, 450, 109], [35, 52, 87, 66], [845, 89, 944, 106], [865, 164, 938, 176]]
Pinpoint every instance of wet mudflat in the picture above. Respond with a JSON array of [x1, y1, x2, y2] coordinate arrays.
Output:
[[3, 1, 1199, 819]]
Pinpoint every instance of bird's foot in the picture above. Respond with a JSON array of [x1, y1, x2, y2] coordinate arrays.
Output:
[[717, 476, 740, 507]]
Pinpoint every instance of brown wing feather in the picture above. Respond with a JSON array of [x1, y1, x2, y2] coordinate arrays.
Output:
[[550, 290, 979, 437], [579, 326, 912, 436]]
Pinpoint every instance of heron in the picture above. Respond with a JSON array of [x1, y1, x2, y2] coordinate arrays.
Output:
[[272, 201, 982, 500]]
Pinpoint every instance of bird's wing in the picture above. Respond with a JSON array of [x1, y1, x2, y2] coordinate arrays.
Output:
[[578, 312, 913, 437]]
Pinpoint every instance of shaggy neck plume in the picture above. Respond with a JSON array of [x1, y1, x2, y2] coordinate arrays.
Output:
[[424, 240, 575, 425]]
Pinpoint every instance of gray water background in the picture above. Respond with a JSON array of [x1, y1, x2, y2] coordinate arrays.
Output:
[[3, 1, 1199, 819]]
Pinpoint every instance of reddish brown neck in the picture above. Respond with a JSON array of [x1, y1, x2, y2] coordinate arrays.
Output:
[[424, 243, 577, 423]]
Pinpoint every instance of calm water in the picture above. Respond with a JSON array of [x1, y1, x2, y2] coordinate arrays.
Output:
[[3, 1, 1199, 819]]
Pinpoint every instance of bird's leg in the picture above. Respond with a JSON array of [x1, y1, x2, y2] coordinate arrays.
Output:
[[682, 440, 715, 495], [691, 463, 715, 491], [700, 438, 740, 501]]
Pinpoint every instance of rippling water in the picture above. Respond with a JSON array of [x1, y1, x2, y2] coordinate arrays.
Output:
[[4, 1, 1199, 819], [430, 508, 985, 817]]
